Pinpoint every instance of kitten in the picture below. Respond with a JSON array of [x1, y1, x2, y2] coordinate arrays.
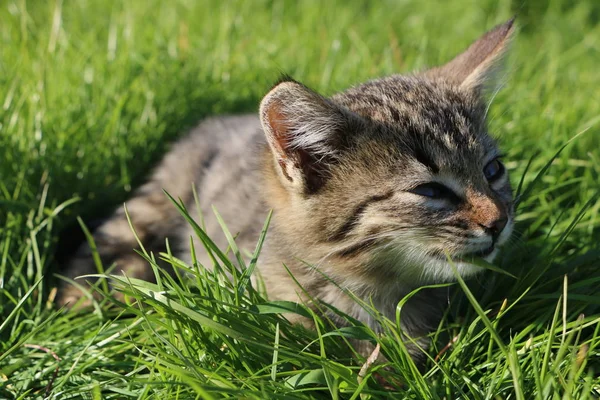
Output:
[[58, 19, 516, 361]]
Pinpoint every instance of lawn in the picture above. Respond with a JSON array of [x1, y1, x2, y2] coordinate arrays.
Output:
[[1, 0, 599, 398]]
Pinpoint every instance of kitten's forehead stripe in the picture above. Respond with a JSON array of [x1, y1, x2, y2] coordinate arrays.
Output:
[[414, 146, 440, 173], [337, 80, 487, 158]]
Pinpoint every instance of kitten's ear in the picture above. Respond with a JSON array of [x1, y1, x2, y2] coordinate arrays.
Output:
[[428, 18, 516, 93], [259, 80, 352, 194]]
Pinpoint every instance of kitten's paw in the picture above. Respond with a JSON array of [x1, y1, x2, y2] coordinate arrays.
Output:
[[55, 247, 107, 308], [56, 251, 156, 309], [55, 284, 95, 309]]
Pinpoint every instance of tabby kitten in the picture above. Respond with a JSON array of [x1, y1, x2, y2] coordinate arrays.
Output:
[[58, 19, 516, 360]]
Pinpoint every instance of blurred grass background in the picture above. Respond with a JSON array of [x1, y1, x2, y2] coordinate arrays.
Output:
[[0, 0, 599, 397]]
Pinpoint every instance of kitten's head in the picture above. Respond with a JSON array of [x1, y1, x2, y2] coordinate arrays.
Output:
[[260, 19, 515, 285]]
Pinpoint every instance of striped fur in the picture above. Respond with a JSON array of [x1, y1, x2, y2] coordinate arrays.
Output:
[[58, 19, 516, 362]]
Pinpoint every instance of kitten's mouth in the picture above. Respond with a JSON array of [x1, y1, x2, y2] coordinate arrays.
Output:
[[430, 244, 496, 262], [460, 244, 495, 260]]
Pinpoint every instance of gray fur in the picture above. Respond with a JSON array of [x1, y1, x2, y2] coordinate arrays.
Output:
[[58, 20, 516, 362]]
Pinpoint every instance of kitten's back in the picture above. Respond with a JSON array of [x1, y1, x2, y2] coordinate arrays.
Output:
[[171, 115, 269, 265], [57, 114, 267, 304]]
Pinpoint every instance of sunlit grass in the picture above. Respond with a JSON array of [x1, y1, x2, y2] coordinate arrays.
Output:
[[1, 0, 599, 398]]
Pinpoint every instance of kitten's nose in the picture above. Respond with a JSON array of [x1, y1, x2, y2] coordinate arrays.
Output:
[[480, 217, 508, 240]]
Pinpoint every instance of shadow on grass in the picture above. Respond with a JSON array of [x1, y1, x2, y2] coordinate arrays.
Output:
[[53, 90, 259, 277]]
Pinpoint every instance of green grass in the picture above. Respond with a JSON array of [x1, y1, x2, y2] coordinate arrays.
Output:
[[1, 0, 599, 397]]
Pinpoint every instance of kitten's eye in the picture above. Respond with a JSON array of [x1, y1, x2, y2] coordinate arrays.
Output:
[[483, 159, 505, 181], [410, 182, 456, 200]]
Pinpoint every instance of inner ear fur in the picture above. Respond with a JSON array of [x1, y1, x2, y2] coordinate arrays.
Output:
[[259, 80, 352, 193]]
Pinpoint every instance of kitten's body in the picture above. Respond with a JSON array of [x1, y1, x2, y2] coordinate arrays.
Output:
[[59, 20, 516, 360]]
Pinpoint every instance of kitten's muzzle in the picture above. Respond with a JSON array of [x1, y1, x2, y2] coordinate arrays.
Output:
[[463, 216, 509, 259], [479, 216, 508, 242]]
